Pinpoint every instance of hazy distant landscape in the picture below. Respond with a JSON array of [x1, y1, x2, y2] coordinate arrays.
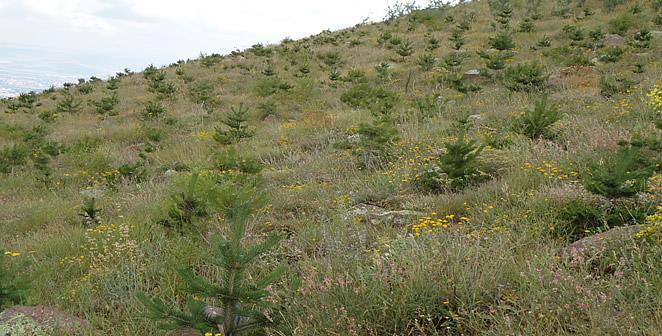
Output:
[[0, 44, 142, 97]]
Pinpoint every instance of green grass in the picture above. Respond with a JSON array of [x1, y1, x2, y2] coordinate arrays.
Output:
[[0, 0, 661, 334]]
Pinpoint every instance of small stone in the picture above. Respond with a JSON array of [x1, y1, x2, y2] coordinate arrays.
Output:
[[463, 69, 481, 80], [349, 204, 423, 227]]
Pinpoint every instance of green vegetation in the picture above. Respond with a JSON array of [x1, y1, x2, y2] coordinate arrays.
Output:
[[0, 1, 660, 335]]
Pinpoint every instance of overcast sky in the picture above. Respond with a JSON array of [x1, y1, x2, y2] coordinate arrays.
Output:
[[0, 0, 430, 71]]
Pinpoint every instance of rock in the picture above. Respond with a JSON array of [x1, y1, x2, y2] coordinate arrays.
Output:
[[560, 225, 642, 261], [463, 69, 481, 80], [0, 306, 88, 336], [79, 188, 105, 198], [602, 34, 625, 47], [349, 203, 423, 227], [164, 169, 177, 177]]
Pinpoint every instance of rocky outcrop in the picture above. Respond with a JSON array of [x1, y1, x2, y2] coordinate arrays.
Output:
[[602, 34, 625, 47], [560, 225, 642, 261]]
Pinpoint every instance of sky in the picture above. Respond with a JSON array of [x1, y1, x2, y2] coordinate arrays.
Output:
[[0, 0, 430, 72]]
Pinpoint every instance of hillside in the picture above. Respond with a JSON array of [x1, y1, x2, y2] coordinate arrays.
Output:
[[1, 0, 661, 335]]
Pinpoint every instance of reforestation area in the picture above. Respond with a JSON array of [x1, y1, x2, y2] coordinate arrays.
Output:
[[0, 0, 661, 335]]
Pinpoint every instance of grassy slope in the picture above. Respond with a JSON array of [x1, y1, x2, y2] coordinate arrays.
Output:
[[1, 0, 661, 334]]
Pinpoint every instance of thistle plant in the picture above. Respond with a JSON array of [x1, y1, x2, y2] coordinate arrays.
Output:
[[139, 190, 285, 335], [214, 104, 254, 145], [79, 197, 102, 226]]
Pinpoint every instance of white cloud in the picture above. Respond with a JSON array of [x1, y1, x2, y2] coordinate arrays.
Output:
[[19, 0, 117, 33]]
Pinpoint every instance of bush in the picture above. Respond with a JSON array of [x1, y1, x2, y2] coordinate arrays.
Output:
[[600, 46, 625, 63], [518, 18, 535, 32], [213, 148, 263, 174], [449, 30, 465, 50], [141, 100, 166, 119], [188, 81, 218, 108], [513, 96, 561, 139], [0, 254, 28, 308], [503, 62, 548, 92], [0, 145, 29, 174], [353, 119, 400, 169], [608, 13, 635, 35], [599, 75, 637, 97], [477, 50, 514, 70], [158, 172, 211, 234], [340, 84, 400, 117], [255, 78, 292, 97], [214, 103, 254, 145], [489, 31, 515, 50], [396, 40, 414, 60], [442, 52, 464, 71], [558, 199, 605, 241], [79, 197, 102, 226], [630, 29, 652, 49], [417, 53, 437, 71], [440, 73, 481, 93], [56, 91, 82, 113], [413, 136, 487, 192], [583, 141, 658, 198], [94, 94, 119, 115]]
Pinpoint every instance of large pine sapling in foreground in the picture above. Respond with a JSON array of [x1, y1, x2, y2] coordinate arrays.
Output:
[[139, 192, 285, 335]]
